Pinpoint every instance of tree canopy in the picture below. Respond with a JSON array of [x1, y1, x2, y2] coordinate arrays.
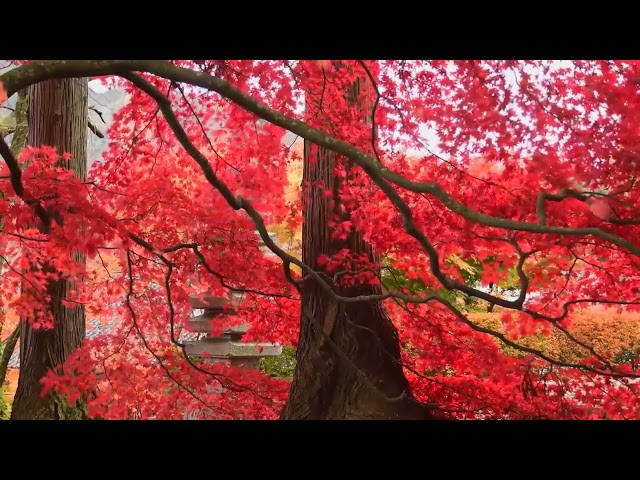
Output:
[[1, 60, 640, 419]]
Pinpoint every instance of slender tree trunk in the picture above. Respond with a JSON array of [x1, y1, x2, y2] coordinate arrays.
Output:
[[11, 79, 88, 420], [281, 72, 433, 420], [0, 326, 19, 390]]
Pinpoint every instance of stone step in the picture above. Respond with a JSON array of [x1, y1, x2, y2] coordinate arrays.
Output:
[[184, 340, 282, 358]]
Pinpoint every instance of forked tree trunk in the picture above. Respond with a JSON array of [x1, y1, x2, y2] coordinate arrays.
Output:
[[281, 72, 433, 420], [11, 79, 88, 420]]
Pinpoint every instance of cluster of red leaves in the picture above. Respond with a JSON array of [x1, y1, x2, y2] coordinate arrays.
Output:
[[1, 68, 299, 418], [39, 332, 290, 420], [394, 304, 640, 419], [4, 60, 640, 419]]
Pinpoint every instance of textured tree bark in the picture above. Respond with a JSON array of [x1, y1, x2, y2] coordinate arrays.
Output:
[[281, 73, 433, 420], [10, 79, 88, 420]]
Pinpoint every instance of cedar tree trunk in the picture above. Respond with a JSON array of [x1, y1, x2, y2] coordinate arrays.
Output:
[[11, 78, 88, 420]]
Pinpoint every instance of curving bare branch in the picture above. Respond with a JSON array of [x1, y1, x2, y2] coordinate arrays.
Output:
[[3, 60, 640, 257]]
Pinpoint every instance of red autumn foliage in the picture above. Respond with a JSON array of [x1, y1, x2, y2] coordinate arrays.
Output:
[[2, 60, 640, 419]]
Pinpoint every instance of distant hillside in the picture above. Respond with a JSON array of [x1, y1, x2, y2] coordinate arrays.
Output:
[[87, 87, 129, 169]]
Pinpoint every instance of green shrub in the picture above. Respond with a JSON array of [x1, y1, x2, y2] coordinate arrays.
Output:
[[261, 346, 296, 379], [0, 387, 9, 420], [0, 340, 9, 420], [614, 349, 640, 368]]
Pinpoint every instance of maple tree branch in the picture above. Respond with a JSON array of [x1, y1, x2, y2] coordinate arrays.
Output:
[[608, 217, 640, 225], [159, 258, 181, 348], [124, 233, 297, 400], [0, 135, 52, 231], [507, 236, 533, 306], [126, 239, 207, 351], [190, 245, 297, 300], [536, 189, 591, 225], [524, 255, 615, 369], [5, 61, 640, 254], [568, 246, 619, 286], [123, 72, 533, 315], [539, 258, 578, 312], [87, 119, 105, 139], [158, 251, 278, 399], [471, 234, 539, 314], [6, 61, 640, 384], [124, 249, 217, 412], [357, 60, 382, 164], [174, 83, 241, 174], [164, 241, 297, 298], [333, 282, 639, 399], [524, 297, 640, 324], [127, 234, 297, 301], [0, 253, 47, 300], [123, 68, 640, 375], [1, 118, 105, 140], [537, 187, 640, 226], [2, 230, 48, 242], [83, 180, 127, 196]]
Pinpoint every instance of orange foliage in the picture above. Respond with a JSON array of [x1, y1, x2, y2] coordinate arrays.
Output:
[[468, 312, 550, 356], [3, 369, 18, 402], [468, 308, 640, 364], [548, 308, 640, 363], [0, 289, 19, 341], [0, 80, 7, 105]]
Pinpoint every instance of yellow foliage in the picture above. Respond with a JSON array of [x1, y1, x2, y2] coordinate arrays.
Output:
[[284, 141, 303, 206], [266, 139, 303, 272], [448, 254, 478, 274], [468, 312, 549, 357]]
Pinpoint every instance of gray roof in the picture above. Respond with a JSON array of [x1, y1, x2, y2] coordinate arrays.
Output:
[[8, 318, 202, 369]]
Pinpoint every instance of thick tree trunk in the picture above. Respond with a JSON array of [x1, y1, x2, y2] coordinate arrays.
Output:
[[281, 71, 433, 419], [11, 79, 88, 420], [281, 144, 432, 420]]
